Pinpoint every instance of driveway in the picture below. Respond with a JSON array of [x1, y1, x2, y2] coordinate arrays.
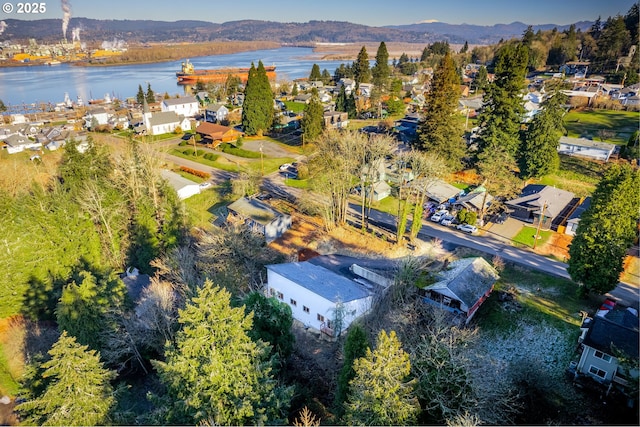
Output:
[[484, 217, 525, 244]]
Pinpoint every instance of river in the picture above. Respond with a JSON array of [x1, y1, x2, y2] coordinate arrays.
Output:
[[0, 47, 350, 108]]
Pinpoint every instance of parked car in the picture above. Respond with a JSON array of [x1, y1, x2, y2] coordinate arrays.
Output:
[[456, 224, 478, 234], [430, 210, 449, 222], [198, 182, 212, 190], [440, 215, 455, 226], [279, 163, 292, 171]]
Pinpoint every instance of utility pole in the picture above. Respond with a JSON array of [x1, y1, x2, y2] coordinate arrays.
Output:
[[259, 141, 264, 176], [533, 201, 548, 250]]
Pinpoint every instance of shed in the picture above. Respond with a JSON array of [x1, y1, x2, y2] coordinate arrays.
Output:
[[421, 257, 499, 324], [227, 197, 291, 243], [160, 169, 201, 200]]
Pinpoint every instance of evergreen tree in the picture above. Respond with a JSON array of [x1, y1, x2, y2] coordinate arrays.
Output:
[[309, 63, 322, 81], [519, 91, 567, 178], [16, 332, 116, 426], [145, 83, 155, 104], [0, 98, 6, 112], [372, 41, 390, 88], [418, 51, 465, 170], [346, 92, 357, 119], [301, 90, 324, 143], [242, 291, 295, 360], [354, 46, 371, 84], [475, 65, 488, 92], [242, 61, 274, 136], [344, 330, 420, 426], [420, 47, 429, 62], [136, 84, 145, 105], [321, 69, 332, 85], [568, 164, 640, 295], [335, 85, 347, 112], [476, 42, 528, 158], [153, 281, 290, 425], [595, 15, 631, 71], [334, 324, 370, 417], [56, 269, 127, 352], [461, 41, 469, 53]]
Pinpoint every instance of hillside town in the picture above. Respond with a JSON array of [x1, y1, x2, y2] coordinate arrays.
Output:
[[0, 3, 639, 426]]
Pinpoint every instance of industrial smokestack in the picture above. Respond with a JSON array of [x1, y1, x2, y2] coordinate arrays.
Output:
[[61, 0, 71, 40]]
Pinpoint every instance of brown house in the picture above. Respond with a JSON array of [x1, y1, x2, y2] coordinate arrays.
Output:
[[195, 122, 242, 147]]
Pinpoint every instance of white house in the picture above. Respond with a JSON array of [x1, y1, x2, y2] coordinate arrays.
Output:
[[160, 169, 201, 200], [558, 136, 618, 162], [161, 96, 199, 117], [3, 134, 42, 154], [86, 107, 110, 127], [266, 260, 377, 336], [144, 111, 191, 136]]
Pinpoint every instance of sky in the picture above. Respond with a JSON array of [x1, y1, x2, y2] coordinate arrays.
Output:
[[2, 0, 636, 26]]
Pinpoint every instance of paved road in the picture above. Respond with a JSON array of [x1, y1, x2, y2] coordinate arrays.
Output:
[[154, 141, 639, 308], [349, 202, 639, 308]]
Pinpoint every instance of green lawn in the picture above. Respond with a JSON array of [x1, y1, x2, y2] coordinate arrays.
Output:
[[534, 154, 608, 197], [285, 178, 310, 189], [474, 263, 599, 332], [283, 101, 306, 113], [512, 225, 553, 248], [183, 188, 229, 229], [563, 109, 639, 145]]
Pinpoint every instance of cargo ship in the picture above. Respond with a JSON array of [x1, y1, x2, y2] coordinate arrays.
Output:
[[176, 59, 276, 85]]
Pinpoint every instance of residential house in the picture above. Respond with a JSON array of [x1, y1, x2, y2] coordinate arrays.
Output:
[[564, 197, 591, 236], [195, 91, 211, 105], [144, 111, 190, 136], [424, 179, 462, 204], [505, 184, 577, 229], [369, 180, 392, 201], [161, 96, 199, 117], [337, 78, 356, 95], [454, 186, 493, 214], [226, 197, 292, 243], [86, 107, 110, 127], [204, 104, 229, 123], [266, 255, 392, 336], [323, 111, 349, 129], [3, 134, 42, 154], [420, 257, 499, 324], [160, 169, 202, 200], [358, 83, 374, 97], [293, 93, 313, 104], [573, 300, 639, 399], [195, 122, 242, 147], [558, 136, 619, 162]]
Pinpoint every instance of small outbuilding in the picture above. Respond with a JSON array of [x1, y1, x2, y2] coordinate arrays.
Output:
[[421, 257, 499, 324], [226, 197, 291, 243]]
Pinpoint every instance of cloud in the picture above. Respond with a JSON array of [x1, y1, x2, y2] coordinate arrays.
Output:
[[417, 19, 439, 24]]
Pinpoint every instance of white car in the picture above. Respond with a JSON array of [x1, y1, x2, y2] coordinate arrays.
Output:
[[456, 224, 478, 234], [199, 182, 212, 189], [279, 163, 292, 171], [440, 215, 455, 226], [430, 210, 449, 222]]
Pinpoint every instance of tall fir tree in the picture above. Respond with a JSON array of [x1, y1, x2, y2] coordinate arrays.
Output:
[[136, 84, 145, 105], [568, 164, 640, 295], [372, 41, 390, 89], [417, 51, 465, 170], [16, 332, 116, 426], [476, 42, 528, 159], [334, 324, 370, 417], [354, 46, 371, 84], [153, 281, 290, 425], [301, 90, 324, 143], [335, 85, 347, 112], [344, 330, 420, 426], [145, 83, 155, 104], [309, 63, 322, 81], [242, 61, 274, 136], [519, 91, 567, 178]]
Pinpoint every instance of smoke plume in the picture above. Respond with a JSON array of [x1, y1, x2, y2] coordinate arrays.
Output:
[[72, 27, 81, 42], [61, 0, 71, 40], [0, 21, 7, 36], [101, 39, 127, 50]]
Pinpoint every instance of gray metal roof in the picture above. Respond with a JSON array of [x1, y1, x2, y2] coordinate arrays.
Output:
[[227, 197, 287, 226], [148, 111, 182, 127], [428, 257, 499, 309], [267, 261, 373, 303]]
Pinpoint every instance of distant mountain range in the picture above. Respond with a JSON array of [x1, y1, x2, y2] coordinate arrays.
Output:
[[0, 18, 593, 45]]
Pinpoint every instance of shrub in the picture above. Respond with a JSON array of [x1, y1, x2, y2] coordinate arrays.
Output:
[[179, 166, 210, 179], [204, 153, 220, 161], [183, 148, 194, 156], [179, 141, 188, 146]]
